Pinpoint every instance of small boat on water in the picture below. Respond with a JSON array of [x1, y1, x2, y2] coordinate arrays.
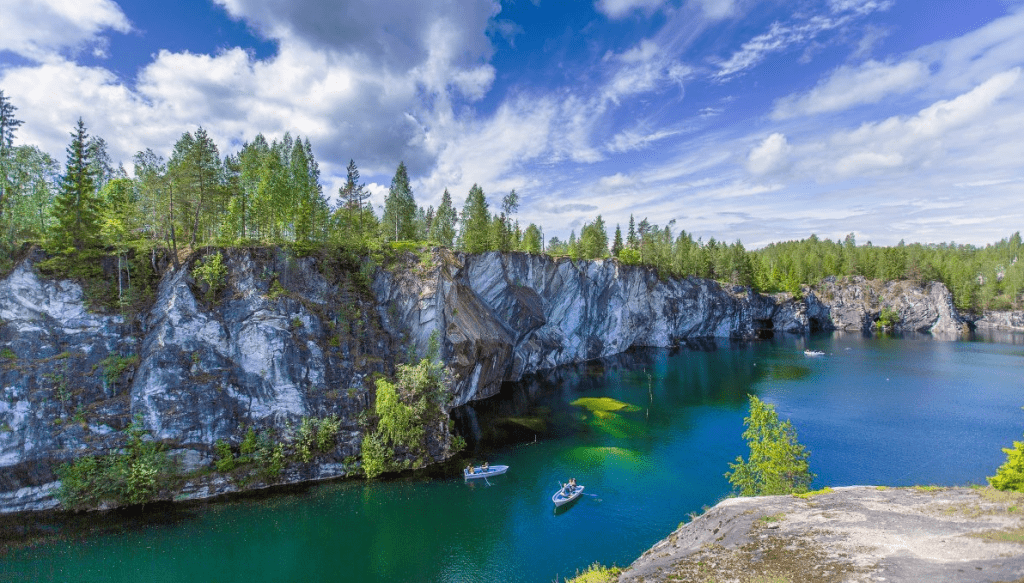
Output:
[[463, 465, 509, 479], [552, 484, 584, 507], [804, 350, 825, 356]]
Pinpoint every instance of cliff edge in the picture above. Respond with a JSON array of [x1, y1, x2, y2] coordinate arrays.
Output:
[[617, 486, 1024, 583]]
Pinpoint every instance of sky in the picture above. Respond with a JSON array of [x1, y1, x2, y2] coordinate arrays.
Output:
[[1, 0, 1022, 248]]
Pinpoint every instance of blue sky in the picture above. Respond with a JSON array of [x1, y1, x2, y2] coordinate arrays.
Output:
[[1, 0, 1022, 247]]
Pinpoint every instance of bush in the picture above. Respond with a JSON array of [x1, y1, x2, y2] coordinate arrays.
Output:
[[193, 252, 227, 303], [725, 395, 814, 496], [618, 248, 641, 266], [56, 418, 173, 509], [876, 306, 900, 329], [99, 353, 139, 386], [989, 413, 1024, 492]]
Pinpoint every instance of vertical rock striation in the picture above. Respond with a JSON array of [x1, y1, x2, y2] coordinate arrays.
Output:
[[0, 248, 968, 513]]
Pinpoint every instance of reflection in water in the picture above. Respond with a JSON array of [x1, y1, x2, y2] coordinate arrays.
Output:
[[453, 341, 766, 453]]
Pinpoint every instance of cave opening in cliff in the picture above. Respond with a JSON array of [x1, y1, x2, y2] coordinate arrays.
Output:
[[808, 317, 824, 333], [754, 319, 774, 340]]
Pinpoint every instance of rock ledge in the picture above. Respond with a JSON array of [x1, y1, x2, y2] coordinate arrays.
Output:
[[618, 486, 1024, 583]]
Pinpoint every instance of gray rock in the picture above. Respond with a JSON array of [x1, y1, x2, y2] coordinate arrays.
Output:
[[618, 486, 1024, 583]]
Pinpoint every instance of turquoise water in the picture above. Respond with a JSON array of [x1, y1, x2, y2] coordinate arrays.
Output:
[[3, 332, 1022, 582]]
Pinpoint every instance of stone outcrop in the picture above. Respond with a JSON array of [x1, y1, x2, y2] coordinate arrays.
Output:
[[382, 252, 968, 406], [617, 486, 1024, 583], [973, 310, 1024, 332], [0, 248, 969, 514]]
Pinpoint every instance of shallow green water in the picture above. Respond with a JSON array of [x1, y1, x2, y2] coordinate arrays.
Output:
[[3, 332, 1022, 582]]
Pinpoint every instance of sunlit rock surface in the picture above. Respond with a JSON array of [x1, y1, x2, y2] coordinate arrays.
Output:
[[0, 248, 968, 513]]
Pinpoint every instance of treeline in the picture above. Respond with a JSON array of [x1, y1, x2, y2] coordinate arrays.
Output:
[[0, 90, 1020, 313]]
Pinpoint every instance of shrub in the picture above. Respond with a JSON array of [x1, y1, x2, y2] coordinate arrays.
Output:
[[193, 252, 227, 303], [877, 306, 900, 329], [56, 418, 173, 509], [99, 353, 139, 386], [989, 419, 1024, 492], [725, 395, 814, 496], [618, 248, 641, 266]]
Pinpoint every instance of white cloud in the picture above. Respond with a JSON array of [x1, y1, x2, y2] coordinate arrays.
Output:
[[747, 133, 790, 175], [692, 0, 736, 20], [772, 60, 928, 119], [714, 0, 892, 80], [0, 0, 130, 61], [595, 0, 667, 19]]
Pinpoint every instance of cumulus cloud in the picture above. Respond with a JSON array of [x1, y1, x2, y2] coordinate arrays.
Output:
[[0, 0, 131, 61], [747, 132, 790, 175], [772, 60, 928, 119]]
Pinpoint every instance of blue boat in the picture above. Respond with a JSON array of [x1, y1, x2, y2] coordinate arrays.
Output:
[[552, 484, 584, 507], [463, 464, 509, 479]]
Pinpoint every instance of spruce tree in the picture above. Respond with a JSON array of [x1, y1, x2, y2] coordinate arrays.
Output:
[[50, 119, 101, 252], [0, 90, 25, 218], [459, 184, 490, 253], [434, 189, 457, 248], [612, 224, 624, 257], [382, 162, 416, 241], [627, 214, 637, 250]]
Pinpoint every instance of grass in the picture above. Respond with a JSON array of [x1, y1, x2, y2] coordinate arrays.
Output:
[[970, 527, 1024, 544], [759, 513, 786, 523], [793, 487, 833, 499]]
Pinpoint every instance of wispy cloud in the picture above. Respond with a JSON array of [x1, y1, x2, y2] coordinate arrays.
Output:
[[0, 0, 131, 62], [772, 60, 928, 119]]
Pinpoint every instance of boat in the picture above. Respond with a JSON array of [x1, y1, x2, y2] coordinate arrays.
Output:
[[804, 350, 825, 356], [552, 484, 584, 507], [463, 465, 509, 479]]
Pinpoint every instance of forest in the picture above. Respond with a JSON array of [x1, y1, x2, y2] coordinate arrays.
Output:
[[0, 89, 1021, 315]]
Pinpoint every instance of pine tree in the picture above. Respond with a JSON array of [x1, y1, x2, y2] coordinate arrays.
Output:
[[626, 214, 637, 250], [50, 119, 101, 252], [434, 189, 457, 248], [459, 184, 490, 253], [337, 159, 371, 237]]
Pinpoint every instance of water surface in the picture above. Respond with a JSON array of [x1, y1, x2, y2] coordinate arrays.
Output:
[[3, 332, 1022, 582]]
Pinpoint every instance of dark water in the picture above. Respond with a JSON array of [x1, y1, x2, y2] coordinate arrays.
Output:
[[3, 332, 1022, 583]]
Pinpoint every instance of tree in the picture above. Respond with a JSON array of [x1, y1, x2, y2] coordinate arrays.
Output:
[[433, 189, 457, 248], [611, 224, 623, 257], [988, 408, 1024, 492], [337, 159, 371, 237], [725, 395, 814, 496], [459, 184, 490, 253], [50, 119, 101, 252], [382, 162, 416, 241], [521, 223, 542, 254], [579, 215, 609, 259], [494, 189, 519, 252], [0, 90, 25, 226]]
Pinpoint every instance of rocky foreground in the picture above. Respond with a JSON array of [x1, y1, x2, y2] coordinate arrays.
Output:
[[616, 486, 1024, 583]]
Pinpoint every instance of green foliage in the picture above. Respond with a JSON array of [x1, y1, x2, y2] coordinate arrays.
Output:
[[296, 415, 341, 462], [193, 251, 227, 303], [725, 395, 814, 497], [381, 162, 417, 241], [989, 418, 1024, 492], [876, 306, 900, 329], [618, 248, 641, 265], [49, 118, 102, 253], [55, 417, 173, 509], [361, 356, 451, 478], [99, 353, 138, 386], [459, 184, 491, 253], [562, 563, 621, 583], [214, 439, 238, 472]]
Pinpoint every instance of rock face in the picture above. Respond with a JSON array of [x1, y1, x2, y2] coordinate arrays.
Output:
[[0, 248, 969, 514], [973, 311, 1024, 332], [381, 252, 968, 407], [617, 486, 1024, 583]]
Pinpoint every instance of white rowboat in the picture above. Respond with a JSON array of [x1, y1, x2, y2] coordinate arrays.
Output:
[[463, 465, 509, 479], [552, 484, 584, 507]]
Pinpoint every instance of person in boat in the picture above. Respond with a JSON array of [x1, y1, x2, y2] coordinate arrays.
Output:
[[482, 462, 489, 472], [466, 463, 474, 475], [568, 478, 577, 490]]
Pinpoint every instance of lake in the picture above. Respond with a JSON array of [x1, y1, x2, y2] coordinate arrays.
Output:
[[3, 332, 1022, 582]]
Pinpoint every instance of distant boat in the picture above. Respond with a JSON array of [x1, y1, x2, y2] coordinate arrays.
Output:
[[552, 484, 584, 507], [804, 350, 825, 356], [463, 465, 508, 480]]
